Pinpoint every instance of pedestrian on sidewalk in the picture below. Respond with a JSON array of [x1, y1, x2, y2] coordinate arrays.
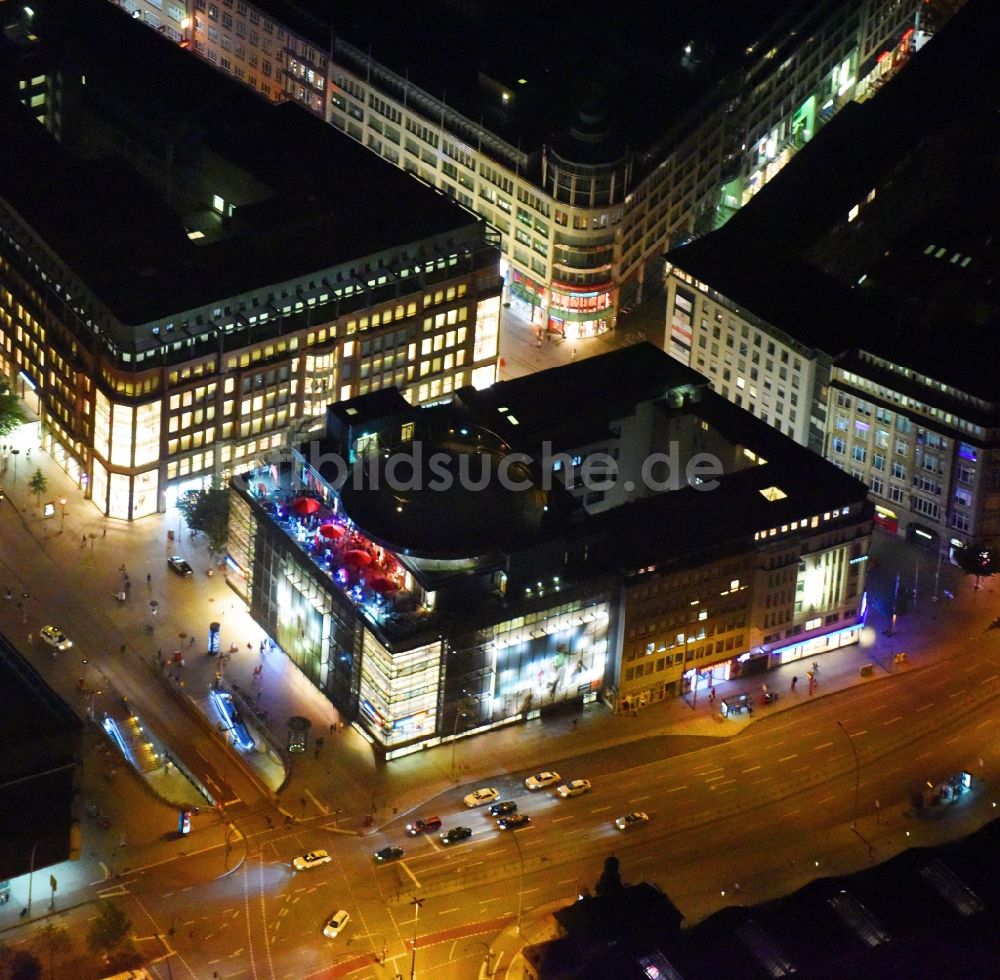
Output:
[[708, 686, 716, 704], [791, 675, 798, 692], [330, 723, 335, 735]]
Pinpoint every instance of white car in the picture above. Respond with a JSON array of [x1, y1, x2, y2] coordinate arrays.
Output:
[[322, 910, 350, 938], [463, 787, 499, 808], [40, 625, 73, 651], [292, 850, 332, 872], [556, 779, 592, 798], [524, 771, 561, 791], [615, 811, 650, 832]]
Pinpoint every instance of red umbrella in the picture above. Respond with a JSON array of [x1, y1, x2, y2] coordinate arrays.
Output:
[[343, 549, 373, 568], [291, 496, 320, 515], [318, 524, 345, 539], [370, 576, 398, 594]]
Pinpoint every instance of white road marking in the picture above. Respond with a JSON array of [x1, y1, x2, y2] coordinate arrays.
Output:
[[778, 754, 798, 762], [305, 790, 328, 815], [814, 742, 833, 751], [666, 785, 689, 793], [551, 816, 574, 823], [882, 716, 903, 726], [742, 765, 762, 774]]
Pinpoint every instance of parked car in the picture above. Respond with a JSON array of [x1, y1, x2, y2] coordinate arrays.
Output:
[[374, 846, 404, 864], [405, 816, 442, 836], [322, 910, 350, 938], [40, 625, 73, 651], [556, 779, 592, 798], [292, 850, 332, 871], [440, 826, 473, 845], [167, 555, 194, 577], [487, 801, 518, 818], [463, 787, 499, 808], [614, 811, 650, 832], [497, 814, 531, 830], [525, 771, 560, 791]]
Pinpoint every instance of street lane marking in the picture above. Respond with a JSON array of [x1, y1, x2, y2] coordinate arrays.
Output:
[[976, 719, 995, 730], [849, 731, 867, 738], [949, 691, 965, 699], [627, 796, 650, 803], [666, 785, 688, 793], [741, 766, 762, 774], [305, 790, 328, 815], [551, 815, 574, 823], [916, 703, 934, 712], [916, 751, 933, 761], [704, 774, 726, 783], [479, 897, 502, 904], [400, 861, 421, 890], [778, 754, 798, 762], [882, 716, 903, 725], [438, 908, 459, 915], [816, 795, 834, 805], [814, 742, 833, 751], [590, 806, 612, 813]]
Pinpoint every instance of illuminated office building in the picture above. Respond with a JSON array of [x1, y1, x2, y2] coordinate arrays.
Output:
[[105, 0, 919, 337], [664, 0, 1000, 553], [229, 344, 871, 753], [0, 2, 501, 518]]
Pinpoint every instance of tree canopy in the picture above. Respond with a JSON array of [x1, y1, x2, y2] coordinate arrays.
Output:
[[86, 901, 131, 956], [0, 385, 26, 438], [953, 544, 1000, 590], [177, 478, 230, 555]]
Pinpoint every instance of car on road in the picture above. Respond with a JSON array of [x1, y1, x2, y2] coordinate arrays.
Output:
[[292, 850, 332, 871], [374, 846, 404, 864], [497, 814, 531, 830], [556, 779, 592, 798], [463, 787, 499, 808], [322, 910, 350, 938], [614, 811, 650, 832], [405, 815, 442, 836], [525, 771, 560, 791], [167, 555, 194, 577], [440, 826, 473, 845], [487, 800, 518, 818], [40, 625, 73, 651], [0, 487, 5, 501]]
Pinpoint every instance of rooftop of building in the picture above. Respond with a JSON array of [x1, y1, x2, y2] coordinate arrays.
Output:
[[1, 0, 485, 326], [271, 0, 808, 159], [0, 633, 82, 880], [455, 343, 707, 453], [666, 0, 1000, 407], [236, 347, 870, 646], [528, 813, 1000, 980]]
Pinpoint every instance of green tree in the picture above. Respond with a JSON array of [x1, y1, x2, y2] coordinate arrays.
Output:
[[0, 384, 26, 438], [954, 544, 1000, 591], [594, 855, 624, 896], [86, 901, 131, 957], [28, 469, 48, 506], [36, 923, 72, 980], [8, 950, 42, 980], [177, 479, 230, 556]]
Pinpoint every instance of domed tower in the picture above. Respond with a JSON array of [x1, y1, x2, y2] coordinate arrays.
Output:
[[541, 100, 633, 340]]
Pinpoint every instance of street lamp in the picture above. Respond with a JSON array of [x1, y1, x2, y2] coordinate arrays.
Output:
[[450, 709, 470, 779], [409, 896, 424, 980], [464, 941, 495, 977], [58, 497, 67, 532], [26, 842, 38, 916], [507, 824, 526, 935], [837, 721, 860, 830]]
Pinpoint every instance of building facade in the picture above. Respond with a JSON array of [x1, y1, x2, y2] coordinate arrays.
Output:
[[108, 0, 918, 337], [663, 0, 1000, 554], [228, 345, 871, 754], [0, 2, 501, 519]]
